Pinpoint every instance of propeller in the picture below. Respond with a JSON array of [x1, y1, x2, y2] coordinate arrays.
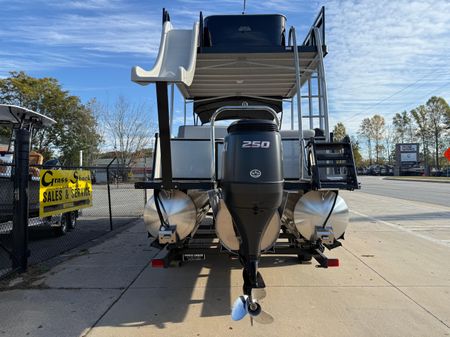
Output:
[[231, 289, 274, 324], [251, 307, 274, 324], [251, 288, 266, 301], [231, 295, 248, 321]]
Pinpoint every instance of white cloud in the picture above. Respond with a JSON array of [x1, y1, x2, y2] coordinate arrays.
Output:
[[324, 0, 450, 133], [1, 13, 161, 55], [1, 0, 449, 137], [0, 1, 163, 75], [64, 0, 122, 9]]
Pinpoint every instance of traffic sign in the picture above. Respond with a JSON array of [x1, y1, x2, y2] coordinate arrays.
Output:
[[445, 148, 450, 161]]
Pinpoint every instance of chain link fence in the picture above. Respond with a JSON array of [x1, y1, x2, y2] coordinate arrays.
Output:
[[0, 160, 147, 280], [0, 159, 15, 278]]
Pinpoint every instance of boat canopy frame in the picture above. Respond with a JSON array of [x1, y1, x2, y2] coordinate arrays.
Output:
[[133, 7, 330, 190]]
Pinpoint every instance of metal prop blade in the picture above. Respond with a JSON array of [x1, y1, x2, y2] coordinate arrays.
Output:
[[249, 288, 274, 324], [250, 309, 274, 324], [251, 288, 266, 301], [231, 295, 248, 321], [231, 291, 274, 324]]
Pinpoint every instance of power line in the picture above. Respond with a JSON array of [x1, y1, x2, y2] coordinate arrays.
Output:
[[361, 67, 447, 115], [343, 80, 450, 129], [344, 0, 446, 116], [341, 72, 450, 125], [342, 70, 449, 119], [398, 81, 450, 112]]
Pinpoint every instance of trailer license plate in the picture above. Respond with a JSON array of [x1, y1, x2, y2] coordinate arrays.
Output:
[[182, 254, 206, 261]]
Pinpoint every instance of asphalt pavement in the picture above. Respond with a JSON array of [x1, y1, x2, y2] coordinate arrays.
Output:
[[358, 176, 450, 207]]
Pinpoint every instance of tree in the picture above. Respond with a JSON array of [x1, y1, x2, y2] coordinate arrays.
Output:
[[425, 96, 450, 170], [384, 124, 396, 164], [371, 115, 385, 164], [411, 105, 431, 172], [99, 96, 155, 180], [358, 118, 373, 165], [332, 122, 347, 142], [0, 71, 101, 165], [350, 136, 363, 168], [393, 110, 414, 143], [446, 103, 450, 128], [375, 144, 385, 162], [0, 125, 11, 145]]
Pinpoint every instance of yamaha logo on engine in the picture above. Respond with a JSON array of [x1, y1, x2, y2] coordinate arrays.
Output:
[[249, 169, 262, 178]]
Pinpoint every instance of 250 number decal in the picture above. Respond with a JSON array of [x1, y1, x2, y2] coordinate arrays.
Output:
[[242, 140, 270, 148]]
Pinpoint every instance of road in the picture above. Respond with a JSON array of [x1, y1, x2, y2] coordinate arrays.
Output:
[[358, 176, 450, 207]]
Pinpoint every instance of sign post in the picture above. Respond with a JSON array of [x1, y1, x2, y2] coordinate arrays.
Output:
[[12, 129, 30, 271]]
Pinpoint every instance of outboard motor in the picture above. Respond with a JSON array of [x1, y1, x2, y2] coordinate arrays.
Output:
[[222, 119, 283, 320]]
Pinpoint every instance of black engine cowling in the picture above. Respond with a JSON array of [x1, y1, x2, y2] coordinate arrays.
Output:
[[221, 119, 284, 292]]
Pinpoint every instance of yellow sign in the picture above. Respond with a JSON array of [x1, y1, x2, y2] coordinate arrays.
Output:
[[39, 170, 93, 217]]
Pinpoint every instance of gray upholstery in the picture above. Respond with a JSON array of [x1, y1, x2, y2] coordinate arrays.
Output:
[[178, 126, 316, 140], [280, 129, 315, 139], [177, 125, 228, 139]]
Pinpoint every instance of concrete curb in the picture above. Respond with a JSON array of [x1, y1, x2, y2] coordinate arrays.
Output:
[[383, 177, 450, 184]]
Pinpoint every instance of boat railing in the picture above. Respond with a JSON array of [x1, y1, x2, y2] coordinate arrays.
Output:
[[302, 6, 325, 47], [209, 105, 280, 182], [313, 27, 330, 140], [162, 7, 170, 24], [288, 26, 305, 180]]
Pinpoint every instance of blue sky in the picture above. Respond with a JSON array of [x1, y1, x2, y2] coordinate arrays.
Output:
[[1, 0, 449, 135]]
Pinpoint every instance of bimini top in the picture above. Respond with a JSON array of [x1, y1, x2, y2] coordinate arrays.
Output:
[[132, 8, 327, 122], [0, 104, 56, 128], [132, 11, 325, 93]]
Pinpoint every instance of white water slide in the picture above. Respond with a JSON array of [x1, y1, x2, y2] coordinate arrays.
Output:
[[132, 21, 199, 86]]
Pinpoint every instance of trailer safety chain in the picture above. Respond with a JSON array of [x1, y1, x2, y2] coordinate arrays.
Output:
[[321, 190, 338, 228], [154, 189, 170, 229]]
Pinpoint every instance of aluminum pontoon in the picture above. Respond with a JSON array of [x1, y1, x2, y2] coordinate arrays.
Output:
[[132, 7, 358, 323]]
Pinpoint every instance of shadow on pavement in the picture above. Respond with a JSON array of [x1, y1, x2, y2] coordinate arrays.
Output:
[[27, 216, 138, 265], [87, 252, 303, 331]]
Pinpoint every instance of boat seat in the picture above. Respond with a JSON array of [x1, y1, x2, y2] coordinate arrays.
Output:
[[280, 129, 315, 139], [29, 151, 43, 178], [159, 127, 314, 180], [177, 125, 228, 139], [178, 126, 316, 140]]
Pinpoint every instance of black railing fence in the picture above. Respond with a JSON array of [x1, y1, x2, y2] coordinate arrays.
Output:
[[0, 160, 147, 280]]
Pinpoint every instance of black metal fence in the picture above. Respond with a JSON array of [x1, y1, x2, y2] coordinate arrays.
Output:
[[0, 159, 15, 278], [0, 160, 147, 280]]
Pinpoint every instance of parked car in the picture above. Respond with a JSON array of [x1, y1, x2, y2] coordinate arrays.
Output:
[[433, 168, 450, 177], [357, 167, 368, 175], [401, 165, 424, 176]]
